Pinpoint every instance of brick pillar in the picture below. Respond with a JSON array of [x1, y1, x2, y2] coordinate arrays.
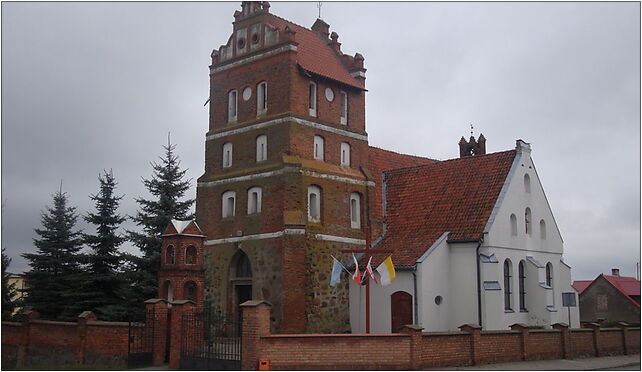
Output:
[[459, 324, 482, 365], [399, 324, 424, 370], [168, 300, 195, 369], [145, 298, 169, 366], [241, 300, 272, 371], [76, 311, 97, 364], [510, 323, 530, 360], [615, 322, 630, 355], [17, 310, 39, 368], [553, 323, 570, 359], [585, 322, 601, 357]]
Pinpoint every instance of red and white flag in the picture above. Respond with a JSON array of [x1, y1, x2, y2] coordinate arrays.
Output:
[[352, 254, 362, 284], [365, 256, 379, 284]]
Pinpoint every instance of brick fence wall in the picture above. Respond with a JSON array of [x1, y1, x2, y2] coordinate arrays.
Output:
[[1, 310, 133, 369], [242, 302, 641, 370]]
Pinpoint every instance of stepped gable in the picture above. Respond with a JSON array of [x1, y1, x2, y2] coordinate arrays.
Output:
[[371, 149, 516, 266], [367, 146, 438, 222], [265, 14, 365, 89]]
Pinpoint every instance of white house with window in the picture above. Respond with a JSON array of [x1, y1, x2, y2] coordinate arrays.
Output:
[[350, 139, 579, 333]]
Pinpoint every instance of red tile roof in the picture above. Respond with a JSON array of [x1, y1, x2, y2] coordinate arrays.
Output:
[[266, 15, 364, 89], [367, 146, 438, 222], [573, 274, 641, 309], [372, 150, 517, 266]]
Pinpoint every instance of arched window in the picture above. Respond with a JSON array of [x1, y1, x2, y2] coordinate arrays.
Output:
[[540, 219, 546, 240], [234, 251, 252, 278], [350, 192, 361, 229], [223, 142, 233, 168], [340, 91, 348, 125], [228, 90, 238, 123], [256, 135, 267, 162], [510, 214, 517, 236], [186, 246, 197, 265], [341, 142, 351, 166], [525, 208, 532, 236], [166, 245, 175, 265], [309, 82, 317, 117], [546, 262, 553, 287], [257, 81, 267, 116], [247, 186, 262, 214], [504, 260, 512, 311], [308, 185, 322, 222], [313, 135, 324, 161], [184, 281, 197, 302], [519, 261, 527, 311], [524, 173, 531, 194], [222, 190, 236, 218]]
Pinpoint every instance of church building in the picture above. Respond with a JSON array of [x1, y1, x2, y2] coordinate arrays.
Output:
[[157, 2, 579, 334]]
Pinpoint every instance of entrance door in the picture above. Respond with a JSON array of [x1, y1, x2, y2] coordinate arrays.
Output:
[[391, 291, 413, 333]]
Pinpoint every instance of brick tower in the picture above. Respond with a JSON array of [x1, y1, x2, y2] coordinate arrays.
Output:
[[158, 220, 206, 308], [195, 1, 371, 333]]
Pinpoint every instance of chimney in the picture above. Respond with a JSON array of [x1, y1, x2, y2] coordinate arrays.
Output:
[[612, 268, 620, 276]]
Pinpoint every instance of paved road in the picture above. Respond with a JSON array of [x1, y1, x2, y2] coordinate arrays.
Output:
[[599, 363, 640, 371]]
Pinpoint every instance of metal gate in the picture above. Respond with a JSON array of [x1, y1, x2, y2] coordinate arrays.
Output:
[[127, 310, 154, 369], [180, 309, 241, 370]]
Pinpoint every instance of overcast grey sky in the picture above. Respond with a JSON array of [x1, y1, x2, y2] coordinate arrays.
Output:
[[2, 2, 639, 281]]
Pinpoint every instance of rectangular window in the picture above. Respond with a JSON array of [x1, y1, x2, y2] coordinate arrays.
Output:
[[309, 82, 317, 117], [257, 82, 267, 116], [226, 197, 235, 217], [340, 91, 348, 125], [313, 136, 324, 161], [228, 90, 238, 123]]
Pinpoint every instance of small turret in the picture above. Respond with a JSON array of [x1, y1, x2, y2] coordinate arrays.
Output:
[[459, 134, 487, 157]]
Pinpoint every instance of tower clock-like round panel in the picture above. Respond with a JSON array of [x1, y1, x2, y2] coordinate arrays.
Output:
[[325, 87, 334, 102], [243, 87, 252, 101]]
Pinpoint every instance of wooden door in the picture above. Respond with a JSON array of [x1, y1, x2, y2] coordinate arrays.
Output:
[[391, 291, 413, 333]]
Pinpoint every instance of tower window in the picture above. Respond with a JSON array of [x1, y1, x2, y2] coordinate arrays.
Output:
[[510, 213, 518, 236], [525, 208, 532, 236], [308, 185, 322, 222], [184, 281, 197, 302], [247, 186, 262, 214], [309, 82, 317, 117], [257, 81, 267, 116], [524, 173, 531, 194], [223, 142, 233, 168], [186, 246, 197, 265], [222, 190, 236, 218], [256, 135, 267, 162], [313, 135, 325, 161], [341, 142, 351, 166], [519, 261, 527, 311], [504, 259, 512, 311], [166, 245, 175, 265], [350, 192, 361, 229], [340, 91, 348, 125], [228, 90, 238, 123], [540, 219, 547, 240]]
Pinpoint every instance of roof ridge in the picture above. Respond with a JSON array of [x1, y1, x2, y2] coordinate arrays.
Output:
[[265, 12, 313, 33], [369, 145, 439, 162], [384, 149, 516, 176]]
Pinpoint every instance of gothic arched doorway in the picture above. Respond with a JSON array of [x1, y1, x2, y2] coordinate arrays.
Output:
[[230, 250, 253, 320], [390, 291, 413, 333]]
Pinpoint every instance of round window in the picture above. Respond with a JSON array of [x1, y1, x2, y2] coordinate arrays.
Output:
[[242, 87, 252, 101], [251, 33, 260, 44], [435, 295, 443, 305], [325, 87, 334, 102], [237, 38, 246, 49]]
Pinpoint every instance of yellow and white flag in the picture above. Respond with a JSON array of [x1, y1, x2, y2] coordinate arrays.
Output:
[[376, 256, 396, 286]]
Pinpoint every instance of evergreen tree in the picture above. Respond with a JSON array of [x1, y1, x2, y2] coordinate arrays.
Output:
[[128, 140, 194, 307], [22, 189, 83, 320], [2, 248, 19, 320], [78, 170, 129, 320]]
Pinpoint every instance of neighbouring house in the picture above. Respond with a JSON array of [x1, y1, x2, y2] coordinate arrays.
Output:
[[573, 268, 640, 326], [157, 1, 580, 334], [7, 273, 25, 315], [350, 138, 580, 332]]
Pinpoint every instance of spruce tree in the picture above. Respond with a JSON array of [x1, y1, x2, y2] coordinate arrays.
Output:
[[78, 170, 129, 320], [22, 189, 83, 320], [2, 248, 18, 320], [128, 140, 194, 307]]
